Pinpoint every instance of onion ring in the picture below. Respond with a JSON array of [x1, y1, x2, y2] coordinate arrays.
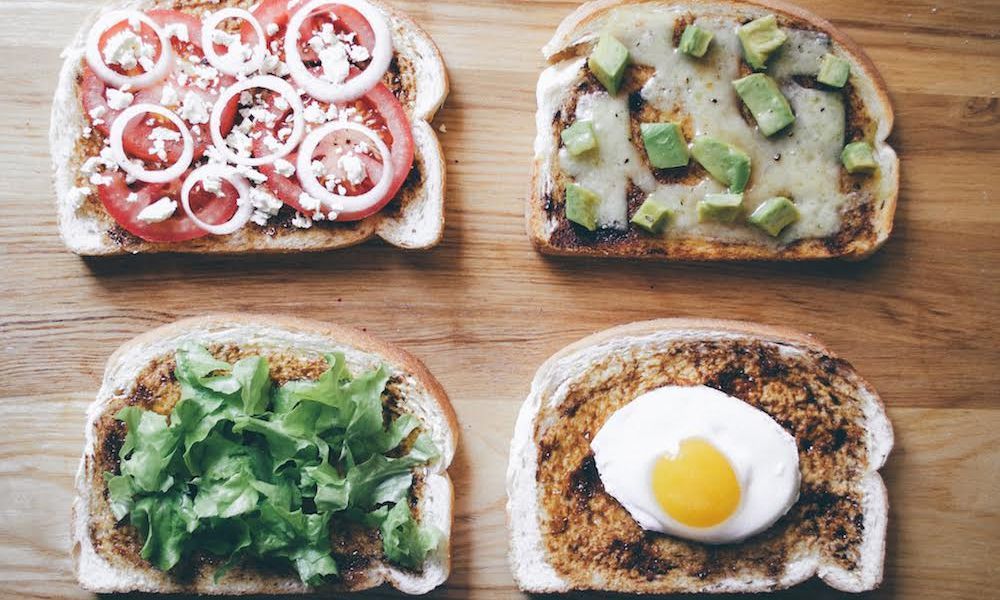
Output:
[[209, 75, 305, 167], [85, 10, 174, 90], [296, 121, 393, 216], [201, 8, 266, 77], [284, 0, 393, 103], [180, 164, 253, 235], [110, 104, 194, 183]]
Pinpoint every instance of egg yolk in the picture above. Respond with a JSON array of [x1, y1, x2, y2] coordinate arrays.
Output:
[[652, 438, 741, 528]]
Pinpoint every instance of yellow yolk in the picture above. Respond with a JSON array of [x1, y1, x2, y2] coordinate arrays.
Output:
[[652, 438, 741, 528]]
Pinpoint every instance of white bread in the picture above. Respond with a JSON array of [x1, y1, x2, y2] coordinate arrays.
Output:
[[72, 314, 458, 595], [508, 319, 893, 594], [529, 0, 899, 260], [51, 0, 448, 256]]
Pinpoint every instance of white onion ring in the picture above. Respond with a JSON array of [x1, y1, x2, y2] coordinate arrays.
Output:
[[110, 104, 193, 184], [296, 121, 393, 215], [201, 8, 266, 77], [180, 164, 253, 235], [85, 10, 174, 90], [284, 0, 393, 103], [210, 75, 306, 167]]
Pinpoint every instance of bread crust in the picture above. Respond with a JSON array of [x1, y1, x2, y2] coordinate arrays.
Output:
[[507, 319, 893, 594], [528, 0, 899, 261], [73, 313, 457, 595], [52, 0, 449, 256]]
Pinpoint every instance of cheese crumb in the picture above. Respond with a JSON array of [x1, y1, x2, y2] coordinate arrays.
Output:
[[160, 85, 180, 107], [68, 186, 91, 210], [102, 29, 155, 72], [338, 154, 366, 185], [106, 88, 134, 110], [178, 91, 210, 125], [273, 158, 296, 177], [136, 197, 177, 223]]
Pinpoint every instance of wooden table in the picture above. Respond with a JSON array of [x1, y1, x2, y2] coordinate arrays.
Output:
[[1, 0, 998, 598]]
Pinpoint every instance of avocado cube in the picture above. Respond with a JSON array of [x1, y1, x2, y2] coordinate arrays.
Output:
[[679, 25, 714, 58], [565, 183, 601, 231], [733, 73, 795, 137], [748, 197, 799, 236], [737, 14, 787, 70], [561, 121, 599, 156], [690, 136, 752, 193], [589, 34, 630, 95], [640, 122, 689, 169], [841, 142, 878, 174], [698, 193, 744, 223], [631, 197, 673, 234], [817, 53, 851, 88]]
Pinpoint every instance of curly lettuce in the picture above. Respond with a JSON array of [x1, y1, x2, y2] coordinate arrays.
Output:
[[105, 344, 441, 585]]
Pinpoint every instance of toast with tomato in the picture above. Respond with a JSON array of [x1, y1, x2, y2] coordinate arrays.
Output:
[[73, 314, 458, 594], [52, 0, 448, 255]]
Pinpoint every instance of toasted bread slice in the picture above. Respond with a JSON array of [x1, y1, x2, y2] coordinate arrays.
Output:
[[529, 0, 899, 260], [52, 0, 448, 256], [72, 314, 457, 595], [508, 319, 893, 593]]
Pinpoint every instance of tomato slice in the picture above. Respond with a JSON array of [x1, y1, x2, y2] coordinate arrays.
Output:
[[248, 0, 375, 61], [97, 171, 238, 243], [255, 83, 414, 221], [97, 19, 164, 78], [81, 10, 238, 165]]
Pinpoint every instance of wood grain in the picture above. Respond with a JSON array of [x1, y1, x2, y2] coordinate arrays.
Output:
[[0, 0, 998, 598]]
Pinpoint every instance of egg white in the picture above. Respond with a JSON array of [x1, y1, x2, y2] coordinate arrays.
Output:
[[590, 385, 800, 544]]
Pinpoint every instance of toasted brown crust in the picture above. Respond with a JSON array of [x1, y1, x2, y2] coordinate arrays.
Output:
[[55, 0, 449, 256], [74, 314, 457, 594], [511, 319, 893, 594], [528, 0, 899, 261]]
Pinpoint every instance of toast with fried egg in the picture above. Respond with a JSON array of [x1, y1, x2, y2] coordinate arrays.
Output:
[[529, 0, 899, 260], [52, 0, 448, 256], [72, 314, 457, 595], [507, 319, 893, 593]]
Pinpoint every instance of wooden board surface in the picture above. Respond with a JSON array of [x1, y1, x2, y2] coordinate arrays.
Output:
[[1, 0, 998, 597]]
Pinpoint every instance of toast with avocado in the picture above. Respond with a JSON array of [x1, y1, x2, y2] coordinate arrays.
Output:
[[508, 319, 893, 593], [529, 0, 898, 260], [72, 315, 457, 595], [52, 0, 448, 256]]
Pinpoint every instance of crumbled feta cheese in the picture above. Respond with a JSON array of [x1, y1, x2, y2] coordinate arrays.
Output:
[[291, 212, 313, 229], [262, 135, 284, 153], [126, 192, 139, 203], [89, 173, 113, 186], [266, 23, 279, 37], [89, 106, 107, 120], [201, 175, 225, 197], [102, 29, 154, 72], [106, 88, 134, 110], [273, 158, 296, 177], [82, 127, 93, 139], [439, 123, 448, 133], [160, 85, 180, 107], [162, 22, 190, 43], [310, 160, 327, 178], [248, 186, 283, 226], [298, 192, 321, 212], [225, 129, 254, 157], [147, 126, 182, 161], [303, 103, 328, 124], [338, 153, 366, 186], [67, 186, 91, 210], [178, 91, 210, 125], [136, 197, 177, 223], [318, 42, 350, 84], [346, 43, 370, 63]]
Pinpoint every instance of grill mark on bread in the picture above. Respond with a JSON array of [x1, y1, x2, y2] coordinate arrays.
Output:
[[534, 339, 869, 591], [89, 345, 427, 584]]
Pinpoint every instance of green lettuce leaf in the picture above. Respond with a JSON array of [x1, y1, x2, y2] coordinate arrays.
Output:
[[377, 501, 441, 570], [130, 492, 199, 571]]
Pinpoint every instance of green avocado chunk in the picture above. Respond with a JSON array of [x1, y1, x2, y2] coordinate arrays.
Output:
[[749, 197, 799, 236], [841, 141, 878, 174], [640, 122, 689, 169], [631, 197, 673, 233], [817, 53, 851, 88], [566, 183, 601, 231], [690, 137, 752, 192], [679, 25, 714, 57], [737, 15, 787, 70], [589, 34, 630, 95], [561, 120, 598, 156], [698, 193, 744, 223], [733, 73, 795, 136]]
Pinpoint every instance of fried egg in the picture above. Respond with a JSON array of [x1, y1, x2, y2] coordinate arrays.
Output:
[[590, 385, 800, 544]]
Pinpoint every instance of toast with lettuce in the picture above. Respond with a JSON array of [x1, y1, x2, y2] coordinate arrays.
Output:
[[72, 315, 457, 595]]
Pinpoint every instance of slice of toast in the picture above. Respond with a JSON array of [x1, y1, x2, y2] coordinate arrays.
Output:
[[529, 0, 899, 260], [508, 319, 893, 593], [51, 0, 448, 255], [72, 314, 457, 595]]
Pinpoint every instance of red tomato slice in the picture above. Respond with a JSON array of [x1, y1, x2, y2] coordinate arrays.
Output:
[[255, 83, 414, 221], [81, 10, 238, 165], [248, 0, 375, 61], [97, 19, 164, 77], [98, 171, 238, 243]]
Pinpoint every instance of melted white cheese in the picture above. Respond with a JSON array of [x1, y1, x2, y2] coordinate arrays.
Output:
[[562, 8, 849, 242]]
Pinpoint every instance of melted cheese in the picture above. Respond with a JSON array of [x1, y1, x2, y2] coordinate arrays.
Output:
[[560, 8, 849, 243]]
